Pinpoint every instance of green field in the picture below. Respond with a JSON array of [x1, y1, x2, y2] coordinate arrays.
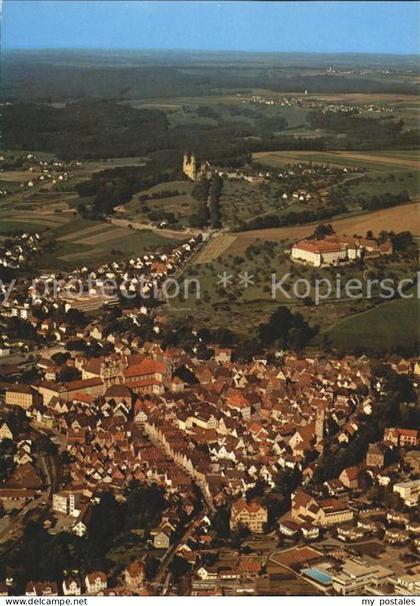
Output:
[[0, 220, 52, 235], [0, 154, 181, 270], [317, 295, 420, 352], [334, 170, 419, 199], [35, 231, 177, 270], [39, 224, 178, 270], [124, 96, 309, 137], [253, 150, 420, 219], [0, 190, 179, 271], [0, 180, 22, 192]]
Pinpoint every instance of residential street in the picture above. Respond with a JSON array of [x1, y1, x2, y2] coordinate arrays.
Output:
[[151, 505, 207, 596]]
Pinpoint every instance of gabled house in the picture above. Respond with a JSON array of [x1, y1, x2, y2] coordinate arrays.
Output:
[[62, 577, 82, 596], [124, 560, 145, 590], [85, 572, 107, 595], [339, 465, 363, 490]]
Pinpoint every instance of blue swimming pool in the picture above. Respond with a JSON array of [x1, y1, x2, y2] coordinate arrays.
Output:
[[302, 568, 332, 586]]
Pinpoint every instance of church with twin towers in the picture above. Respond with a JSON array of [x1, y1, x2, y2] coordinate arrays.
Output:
[[182, 152, 213, 181]]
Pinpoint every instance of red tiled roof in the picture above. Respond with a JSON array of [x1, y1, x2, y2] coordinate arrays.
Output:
[[86, 571, 107, 584], [239, 560, 261, 573], [231, 498, 265, 515], [228, 392, 250, 409], [293, 239, 344, 254], [129, 378, 163, 388], [399, 428, 418, 438], [124, 359, 166, 379]]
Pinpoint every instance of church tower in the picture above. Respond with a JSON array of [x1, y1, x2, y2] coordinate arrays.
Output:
[[183, 152, 197, 181], [315, 403, 325, 453]]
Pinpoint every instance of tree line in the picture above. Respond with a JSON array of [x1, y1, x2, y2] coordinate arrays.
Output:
[[239, 203, 348, 231], [361, 190, 411, 211], [189, 175, 224, 229]]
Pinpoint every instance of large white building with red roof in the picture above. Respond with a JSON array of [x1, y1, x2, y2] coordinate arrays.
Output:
[[291, 234, 392, 267], [291, 238, 355, 267]]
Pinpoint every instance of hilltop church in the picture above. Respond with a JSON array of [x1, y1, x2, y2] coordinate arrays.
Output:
[[183, 152, 213, 181]]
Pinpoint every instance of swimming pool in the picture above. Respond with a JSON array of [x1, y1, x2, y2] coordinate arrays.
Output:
[[302, 567, 332, 586]]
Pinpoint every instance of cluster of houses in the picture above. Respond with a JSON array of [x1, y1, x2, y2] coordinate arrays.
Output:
[[0, 429, 41, 513], [0, 233, 42, 275], [217, 160, 360, 208], [192, 547, 418, 596], [0, 234, 202, 355], [0, 225, 418, 595], [2, 565, 145, 597], [316, 102, 392, 116], [0, 345, 418, 594], [0, 153, 76, 194], [244, 93, 391, 116]]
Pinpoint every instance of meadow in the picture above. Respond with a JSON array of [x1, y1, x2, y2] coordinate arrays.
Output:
[[315, 295, 420, 352]]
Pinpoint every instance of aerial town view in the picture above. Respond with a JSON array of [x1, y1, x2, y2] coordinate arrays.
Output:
[[0, 1, 419, 602]]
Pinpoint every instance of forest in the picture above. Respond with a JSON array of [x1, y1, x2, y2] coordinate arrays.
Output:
[[76, 164, 178, 216], [308, 110, 419, 149], [2, 101, 169, 160]]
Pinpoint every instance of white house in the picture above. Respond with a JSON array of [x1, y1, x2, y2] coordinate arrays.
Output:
[[393, 479, 420, 507], [85, 572, 107, 595], [62, 578, 81, 596]]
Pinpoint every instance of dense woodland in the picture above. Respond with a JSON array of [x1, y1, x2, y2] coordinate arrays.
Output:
[[2, 102, 169, 160], [307, 110, 419, 150], [2, 100, 323, 162], [3, 51, 418, 162], [76, 163, 178, 216]]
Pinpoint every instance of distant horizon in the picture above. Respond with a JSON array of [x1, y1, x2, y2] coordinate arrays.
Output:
[[4, 47, 419, 58], [3, 1, 419, 55]]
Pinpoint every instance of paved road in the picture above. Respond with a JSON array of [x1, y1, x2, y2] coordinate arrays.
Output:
[[151, 505, 206, 596], [110, 217, 202, 240]]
